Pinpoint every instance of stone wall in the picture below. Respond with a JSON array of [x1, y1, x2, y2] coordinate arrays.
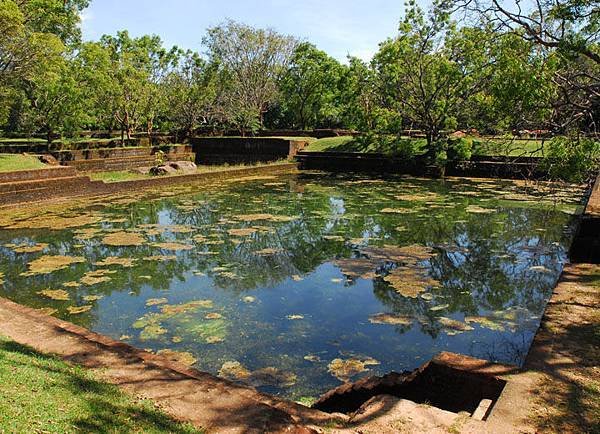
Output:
[[569, 172, 600, 263], [191, 137, 308, 164], [295, 151, 546, 179]]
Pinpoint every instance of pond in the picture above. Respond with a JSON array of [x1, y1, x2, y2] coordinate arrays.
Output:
[[0, 172, 585, 402]]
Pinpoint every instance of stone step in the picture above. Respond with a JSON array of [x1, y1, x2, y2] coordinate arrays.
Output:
[[0, 175, 96, 194], [65, 154, 196, 172], [0, 166, 78, 183]]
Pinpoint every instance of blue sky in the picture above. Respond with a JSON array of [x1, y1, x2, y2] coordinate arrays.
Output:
[[80, 0, 406, 62]]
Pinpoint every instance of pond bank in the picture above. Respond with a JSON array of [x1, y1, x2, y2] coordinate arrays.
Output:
[[0, 162, 298, 207]]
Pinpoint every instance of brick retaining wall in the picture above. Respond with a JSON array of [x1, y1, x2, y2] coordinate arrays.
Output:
[[191, 137, 308, 164]]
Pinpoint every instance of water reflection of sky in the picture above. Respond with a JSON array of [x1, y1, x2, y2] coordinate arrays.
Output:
[[0, 173, 583, 400]]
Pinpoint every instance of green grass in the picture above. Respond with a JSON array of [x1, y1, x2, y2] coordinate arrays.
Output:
[[305, 135, 548, 157], [89, 160, 292, 183], [89, 171, 152, 183], [0, 335, 201, 433], [473, 137, 548, 157], [0, 154, 47, 172], [305, 136, 357, 152]]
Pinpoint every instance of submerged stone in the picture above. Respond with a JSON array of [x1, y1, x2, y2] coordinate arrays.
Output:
[[328, 357, 380, 382], [157, 349, 197, 366]]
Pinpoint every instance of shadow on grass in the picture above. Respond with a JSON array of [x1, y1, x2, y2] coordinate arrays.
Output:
[[0, 339, 200, 433]]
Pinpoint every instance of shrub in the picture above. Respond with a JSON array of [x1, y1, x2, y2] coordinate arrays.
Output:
[[447, 137, 473, 161], [542, 137, 600, 182]]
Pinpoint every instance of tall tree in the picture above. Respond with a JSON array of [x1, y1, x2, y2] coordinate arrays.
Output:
[[279, 42, 344, 129], [454, 0, 600, 132], [204, 20, 298, 134], [164, 50, 218, 140], [373, 0, 497, 158]]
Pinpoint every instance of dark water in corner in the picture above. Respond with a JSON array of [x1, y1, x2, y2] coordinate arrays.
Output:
[[0, 173, 585, 401]]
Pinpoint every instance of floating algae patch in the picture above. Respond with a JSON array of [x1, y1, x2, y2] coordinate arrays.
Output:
[[67, 305, 93, 315], [142, 255, 177, 262], [327, 357, 380, 382], [218, 361, 296, 388], [94, 257, 136, 268], [102, 232, 145, 247], [7, 213, 101, 230], [24, 255, 85, 276], [83, 295, 103, 302], [438, 317, 474, 336], [37, 289, 70, 301], [369, 313, 413, 326], [79, 270, 115, 286], [227, 228, 257, 237], [73, 228, 103, 240], [383, 266, 439, 298], [333, 258, 379, 280], [153, 242, 194, 251], [5, 243, 48, 253], [146, 298, 168, 307]]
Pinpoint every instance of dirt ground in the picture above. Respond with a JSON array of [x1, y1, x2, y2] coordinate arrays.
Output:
[[525, 264, 600, 434]]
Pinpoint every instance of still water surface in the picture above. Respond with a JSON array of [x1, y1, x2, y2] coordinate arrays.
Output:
[[0, 172, 584, 400]]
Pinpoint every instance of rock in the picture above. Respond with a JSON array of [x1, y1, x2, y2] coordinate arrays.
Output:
[[38, 154, 59, 165], [449, 131, 467, 139], [168, 160, 197, 173], [150, 165, 178, 176]]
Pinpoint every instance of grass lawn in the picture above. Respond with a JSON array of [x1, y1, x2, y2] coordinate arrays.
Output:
[[89, 170, 151, 183], [0, 154, 47, 172], [305, 136, 357, 152], [89, 160, 291, 183], [0, 335, 201, 433], [305, 135, 548, 157]]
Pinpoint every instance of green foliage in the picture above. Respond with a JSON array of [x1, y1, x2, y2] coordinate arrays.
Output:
[[279, 42, 345, 129], [204, 20, 298, 134], [542, 137, 600, 182], [447, 137, 473, 161]]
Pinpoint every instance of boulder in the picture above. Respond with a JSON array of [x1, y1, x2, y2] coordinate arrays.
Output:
[[168, 160, 197, 174], [150, 165, 178, 176], [38, 154, 59, 166]]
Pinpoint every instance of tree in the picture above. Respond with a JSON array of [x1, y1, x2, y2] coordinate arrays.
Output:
[[97, 31, 179, 142], [164, 50, 218, 140], [340, 57, 380, 131], [204, 20, 298, 134], [279, 42, 344, 129], [20, 55, 86, 142], [14, 0, 90, 45], [373, 1, 497, 158], [454, 0, 600, 132]]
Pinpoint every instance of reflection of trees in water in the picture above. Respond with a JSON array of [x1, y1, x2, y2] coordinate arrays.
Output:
[[0, 174, 576, 334], [469, 332, 532, 366], [371, 205, 573, 345]]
